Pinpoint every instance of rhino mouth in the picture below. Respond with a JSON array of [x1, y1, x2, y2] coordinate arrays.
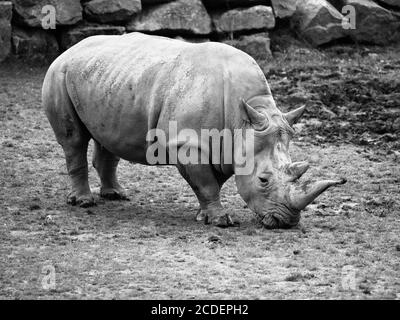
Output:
[[256, 202, 301, 229]]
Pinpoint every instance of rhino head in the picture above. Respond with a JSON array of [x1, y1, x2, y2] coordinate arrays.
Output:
[[234, 95, 346, 229]]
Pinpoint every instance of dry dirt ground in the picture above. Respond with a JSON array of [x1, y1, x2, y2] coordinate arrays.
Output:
[[0, 45, 399, 299]]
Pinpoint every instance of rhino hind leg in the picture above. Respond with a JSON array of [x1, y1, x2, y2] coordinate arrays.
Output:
[[92, 141, 129, 201], [64, 142, 95, 208], [177, 164, 234, 228], [43, 71, 95, 208]]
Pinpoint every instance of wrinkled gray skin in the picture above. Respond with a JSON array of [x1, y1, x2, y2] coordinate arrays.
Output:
[[42, 32, 346, 229]]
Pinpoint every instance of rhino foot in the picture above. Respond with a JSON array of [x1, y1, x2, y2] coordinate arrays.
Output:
[[67, 192, 96, 208], [197, 208, 235, 228], [210, 214, 235, 228], [195, 208, 207, 222], [100, 188, 130, 201]]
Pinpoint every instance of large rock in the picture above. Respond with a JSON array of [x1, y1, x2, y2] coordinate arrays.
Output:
[[13, 0, 82, 27], [380, 0, 400, 8], [0, 1, 12, 62], [223, 32, 271, 61], [175, 36, 210, 43], [343, 0, 400, 44], [60, 23, 126, 50], [12, 27, 59, 57], [84, 0, 141, 23], [213, 6, 275, 34], [327, 0, 344, 10], [126, 0, 212, 36], [271, 0, 297, 18], [290, 0, 346, 46], [202, 0, 267, 9], [141, 0, 174, 5]]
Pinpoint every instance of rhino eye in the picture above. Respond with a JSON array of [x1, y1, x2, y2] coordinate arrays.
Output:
[[259, 177, 269, 184]]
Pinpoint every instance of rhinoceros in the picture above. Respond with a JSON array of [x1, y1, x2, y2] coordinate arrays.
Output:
[[42, 32, 346, 229]]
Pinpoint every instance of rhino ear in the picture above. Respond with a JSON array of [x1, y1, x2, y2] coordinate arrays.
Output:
[[240, 99, 268, 130], [284, 105, 306, 126]]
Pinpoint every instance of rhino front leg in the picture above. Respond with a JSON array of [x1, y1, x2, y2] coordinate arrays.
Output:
[[177, 164, 233, 228], [92, 141, 128, 201]]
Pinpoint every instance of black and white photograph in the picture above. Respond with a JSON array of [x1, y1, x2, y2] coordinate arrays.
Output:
[[0, 0, 399, 303]]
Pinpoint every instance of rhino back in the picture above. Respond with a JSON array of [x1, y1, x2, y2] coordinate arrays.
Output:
[[49, 32, 270, 162]]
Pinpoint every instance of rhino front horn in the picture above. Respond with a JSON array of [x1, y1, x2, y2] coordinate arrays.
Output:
[[284, 105, 306, 126], [289, 178, 347, 210]]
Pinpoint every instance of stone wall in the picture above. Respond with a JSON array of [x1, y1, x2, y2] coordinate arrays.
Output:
[[0, 0, 399, 62], [0, 1, 12, 61]]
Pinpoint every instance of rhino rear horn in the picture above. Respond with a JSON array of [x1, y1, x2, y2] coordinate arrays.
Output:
[[286, 161, 310, 182], [240, 99, 268, 130], [284, 105, 306, 126]]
